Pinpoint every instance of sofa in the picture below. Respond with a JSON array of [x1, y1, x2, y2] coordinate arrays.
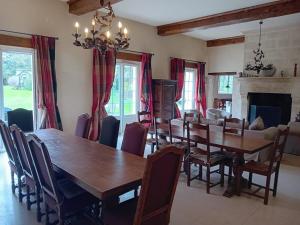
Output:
[[206, 108, 231, 121], [278, 122, 300, 156]]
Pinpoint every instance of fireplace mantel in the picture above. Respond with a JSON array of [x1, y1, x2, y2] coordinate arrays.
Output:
[[232, 77, 300, 121]]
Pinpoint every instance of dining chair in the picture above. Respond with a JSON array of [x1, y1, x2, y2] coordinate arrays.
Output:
[[7, 108, 34, 132], [221, 117, 245, 183], [102, 145, 184, 225], [186, 122, 226, 194], [154, 117, 171, 150], [183, 111, 201, 126], [10, 125, 44, 221], [121, 122, 148, 157], [0, 120, 25, 202], [237, 127, 289, 205], [223, 117, 245, 136], [27, 134, 98, 225], [99, 116, 120, 148], [74, 113, 91, 139], [137, 111, 156, 153]]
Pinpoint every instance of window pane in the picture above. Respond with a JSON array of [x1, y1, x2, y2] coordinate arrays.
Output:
[[218, 75, 233, 94], [181, 69, 196, 111], [123, 65, 137, 115]]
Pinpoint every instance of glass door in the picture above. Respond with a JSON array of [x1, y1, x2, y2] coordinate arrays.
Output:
[[0, 46, 35, 152], [106, 61, 140, 132]]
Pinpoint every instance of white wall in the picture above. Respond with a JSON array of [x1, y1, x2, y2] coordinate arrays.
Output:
[[0, 0, 207, 133], [244, 26, 300, 77]]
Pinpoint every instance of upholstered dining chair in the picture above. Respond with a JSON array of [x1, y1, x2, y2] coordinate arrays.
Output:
[[102, 145, 184, 225], [27, 134, 98, 225], [0, 120, 25, 202], [99, 116, 120, 148], [75, 113, 91, 139], [237, 127, 289, 205], [10, 125, 44, 221], [7, 108, 34, 132], [186, 122, 226, 194], [121, 122, 148, 157], [137, 111, 156, 153]]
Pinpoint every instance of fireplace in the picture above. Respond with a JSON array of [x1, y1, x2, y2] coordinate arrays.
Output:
[[248, 93, 292, 127]]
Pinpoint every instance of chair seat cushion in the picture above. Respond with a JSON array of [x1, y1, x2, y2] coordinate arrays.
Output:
[[190, 148, 226, 165], [102, 198, 138, 225], [242, 161, 275, 174]]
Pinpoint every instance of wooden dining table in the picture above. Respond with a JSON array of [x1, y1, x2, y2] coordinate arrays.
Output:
[[34, 129, 146, 200], [156, 122, 274, 196]]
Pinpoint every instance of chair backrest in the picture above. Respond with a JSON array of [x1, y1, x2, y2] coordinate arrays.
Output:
[[121, 122, 148, 157], [169, 119, 184, 144], [10, 125, 38, 182], [154, 117, 170, 148], [133, 145, 184, 225], [0, 120, 19, 166], [27, 134, 62, 203], [75, 113, 91, 139], [7, 108, 33, 132], [183, 111, 201, 124], [223, 118, 245, 136], [268, 127, 289, 171], [99, 116, 120, 148], [138, 111, 152, 127], [187, 122, 211, 159]]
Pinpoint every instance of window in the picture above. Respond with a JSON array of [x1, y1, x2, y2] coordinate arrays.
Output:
[[218, 75, 233, 94], [106, 61, 140, 132], [178, 68, 197, 112]]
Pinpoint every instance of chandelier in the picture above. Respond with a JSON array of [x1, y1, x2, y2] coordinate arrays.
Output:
[[72, 1, 130, 54], [245, 20, 268, 74]]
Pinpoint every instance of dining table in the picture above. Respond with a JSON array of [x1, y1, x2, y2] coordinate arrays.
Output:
[[155, 121, 274, 196], [34, 129, 146, 201]]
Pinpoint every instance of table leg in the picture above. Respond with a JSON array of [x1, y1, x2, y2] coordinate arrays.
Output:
[[223, 153, 247, 197]]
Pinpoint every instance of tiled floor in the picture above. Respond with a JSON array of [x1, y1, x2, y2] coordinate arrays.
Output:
[[1, 149, 300, 225]]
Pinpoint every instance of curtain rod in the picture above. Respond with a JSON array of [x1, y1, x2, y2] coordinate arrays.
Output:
[[121, 49, 155, 56], [170, 57, 206, 64], [0, 29, 59, 40]]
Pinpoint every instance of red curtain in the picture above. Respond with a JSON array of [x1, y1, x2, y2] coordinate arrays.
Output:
[[170, 58, 185, 118], [32, 35, 62, 130], [139, 53, 153, 121], [195, 63, 207, 117], [89, 49, 116, 141]]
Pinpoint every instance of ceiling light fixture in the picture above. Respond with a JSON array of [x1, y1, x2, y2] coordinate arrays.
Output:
[[72, 1, 130, 54]]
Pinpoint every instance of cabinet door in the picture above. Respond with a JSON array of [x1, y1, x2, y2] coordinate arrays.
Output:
[[161, 84, 176, 119]]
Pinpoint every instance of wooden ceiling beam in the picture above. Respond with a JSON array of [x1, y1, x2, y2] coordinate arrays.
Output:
[[68, 0, 122, 15], [157, 0, 300, 36], [207, 36, 245, 47]]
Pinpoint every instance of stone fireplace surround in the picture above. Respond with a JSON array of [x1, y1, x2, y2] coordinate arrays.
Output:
[[232, 77, 300, 123]]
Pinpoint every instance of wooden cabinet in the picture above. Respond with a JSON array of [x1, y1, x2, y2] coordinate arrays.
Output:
[[152, 79, 177, 120]]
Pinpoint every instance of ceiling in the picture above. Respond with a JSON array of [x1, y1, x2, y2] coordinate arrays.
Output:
[[65, 0, 300, 40]]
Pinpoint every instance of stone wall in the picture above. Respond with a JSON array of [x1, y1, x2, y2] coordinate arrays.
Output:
[[244, 26, 300, 77]]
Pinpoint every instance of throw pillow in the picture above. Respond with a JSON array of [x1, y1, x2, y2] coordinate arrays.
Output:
[[249, 116, 265, 130]]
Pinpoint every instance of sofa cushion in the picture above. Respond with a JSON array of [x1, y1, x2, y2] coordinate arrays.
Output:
[[249, 117, 265, 130]]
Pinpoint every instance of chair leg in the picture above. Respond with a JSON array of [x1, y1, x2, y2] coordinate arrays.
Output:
[[151, 143, 155, 154], [11, 170, 16, 194], [228, 164, 233, 184], [187, 159, 191, 187], [26, 185, 31, 210], [248, 172, 253, 189], [45, 204, 50, 225], [58, 210, 64, 225], [220, 164, 225, 187], [18, 175, 23, 203], [206, 166, 210, 194], [236, 169, 242, 196], [264, 175, 271, 205], [198, 165, 203, 180], [273, 164, 280, 197], [36, 188, 42, 222]]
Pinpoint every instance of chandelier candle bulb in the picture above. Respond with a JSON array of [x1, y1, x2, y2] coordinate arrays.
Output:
[[106, 31, 111, 39], [75, 22, 79, 34], [124, 27, 128, 38], [92, 19, 96, 31], [118, 21, 123, 31], [84, 28, 89, 38]]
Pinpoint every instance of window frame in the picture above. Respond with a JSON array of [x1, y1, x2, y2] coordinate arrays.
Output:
[[179, 67, 197, 113], [217, 75, 233, 95]]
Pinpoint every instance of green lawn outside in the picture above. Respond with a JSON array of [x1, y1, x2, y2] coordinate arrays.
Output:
[[3, 85, 33, 110]]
